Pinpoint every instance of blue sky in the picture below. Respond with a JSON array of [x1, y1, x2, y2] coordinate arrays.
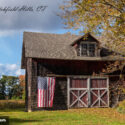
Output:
[[0, 32, 23, 64], [0, 0, 77, 77]]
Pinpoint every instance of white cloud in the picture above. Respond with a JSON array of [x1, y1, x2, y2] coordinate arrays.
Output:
[[15, 69, 22, 76], [0, 0, 64, 36], [0, 63, 25, 77], [6, 64, 17, 70]]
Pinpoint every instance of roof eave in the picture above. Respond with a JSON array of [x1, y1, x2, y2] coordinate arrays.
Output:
[[21, 32, 26, 69]]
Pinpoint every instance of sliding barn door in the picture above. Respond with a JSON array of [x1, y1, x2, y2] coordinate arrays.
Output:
[[69, 78, 88, 108], [90, 78, 109, 107], [68, 77, 109, 108]]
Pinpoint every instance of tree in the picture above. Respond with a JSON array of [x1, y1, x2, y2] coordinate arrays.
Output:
[[61, 0, 125, 106], [11, 83, 23, 99], [19, 75, 25, 100], [61, 0, 125, 52], [0, 75, 25, 100], [2, 75, 19, 99], [0, 77, 6, 99]]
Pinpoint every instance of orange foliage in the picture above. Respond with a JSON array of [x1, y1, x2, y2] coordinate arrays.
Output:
[[19, 75, 25, 89]]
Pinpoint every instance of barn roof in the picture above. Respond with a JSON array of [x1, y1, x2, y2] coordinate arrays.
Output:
[[71, 33, 101, 46], [21, 32, 125, 69]]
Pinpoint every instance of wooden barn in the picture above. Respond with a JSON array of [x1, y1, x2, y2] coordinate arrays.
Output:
[[21, 32, 125, 112]]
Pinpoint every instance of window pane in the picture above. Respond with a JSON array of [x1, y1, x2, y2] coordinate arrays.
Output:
[[82, 44, 87, 49], [81, 44, 87, 56], [89, 44, 95, 56]]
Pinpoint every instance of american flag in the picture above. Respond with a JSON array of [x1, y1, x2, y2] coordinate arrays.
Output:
[[37, 77, 56, 107]]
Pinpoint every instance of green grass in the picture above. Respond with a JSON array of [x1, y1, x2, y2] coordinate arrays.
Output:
[[0, 100, 125, 125]]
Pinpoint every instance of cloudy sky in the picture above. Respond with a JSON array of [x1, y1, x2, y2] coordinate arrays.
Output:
[[0, 0, 74, 77]]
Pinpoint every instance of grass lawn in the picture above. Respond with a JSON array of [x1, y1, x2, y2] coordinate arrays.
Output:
[[0, 100, 125, 125]]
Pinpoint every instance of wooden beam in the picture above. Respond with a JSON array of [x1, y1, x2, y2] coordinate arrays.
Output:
[[107, 77, 110, 107], [27, 58, 32, 112], [88, 78, 90, 107], [47, 74, 124, 78], [67, 77, 70, 109]]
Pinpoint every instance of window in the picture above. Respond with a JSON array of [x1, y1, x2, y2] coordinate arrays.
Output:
[[89, 44, 95, 56], [79, 43, 96, 57], [81, 44, 87, 56]]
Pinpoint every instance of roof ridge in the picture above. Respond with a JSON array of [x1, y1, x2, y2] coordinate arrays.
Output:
[[23, 31, 80, 36]]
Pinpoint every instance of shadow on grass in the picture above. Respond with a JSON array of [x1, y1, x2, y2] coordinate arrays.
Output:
[[10, 118, 99, 125], [0, 108, 25, 112], [10, 118, 44, 124]]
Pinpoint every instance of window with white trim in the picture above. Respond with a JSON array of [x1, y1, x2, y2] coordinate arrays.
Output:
[[79, 43, 96, 57]]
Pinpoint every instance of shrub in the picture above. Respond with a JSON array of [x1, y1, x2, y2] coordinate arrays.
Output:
[[11, 96, 21, 100], [117, 100, 125, 113]]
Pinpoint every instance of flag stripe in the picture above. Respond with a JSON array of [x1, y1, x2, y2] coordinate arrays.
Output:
[[48, 78, 50, 107], [49, 78, 51, 107], [50, 78, 53, 107], [52, 78, 55, 107], [51, 78, 55, 107], [41, 90, 43, 107], [38, 89, 39, 107]]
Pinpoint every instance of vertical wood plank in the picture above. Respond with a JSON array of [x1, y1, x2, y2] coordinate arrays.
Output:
[[78, 90, 80, 107], [32, 59, 38, 109], [107, 77, 109, 107], [99, 90, 100, 107], [67, 77, 70, 109], [27, 58, 32, 112], [88, 78, 90, 107], [25, 69, 28, 111]]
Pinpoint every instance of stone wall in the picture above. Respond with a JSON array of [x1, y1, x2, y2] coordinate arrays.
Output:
[[53, 77, 67, 110]]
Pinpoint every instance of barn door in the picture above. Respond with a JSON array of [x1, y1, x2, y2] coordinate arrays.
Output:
[[69, 78, 88, 108], [90, 78, 109, 107], [68, 77, 109, 108]]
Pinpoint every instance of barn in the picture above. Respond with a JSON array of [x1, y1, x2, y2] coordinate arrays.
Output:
[[21, 32, 125, 112]]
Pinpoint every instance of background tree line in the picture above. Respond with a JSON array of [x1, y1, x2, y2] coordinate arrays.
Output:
[[0, 75, 25, 100]]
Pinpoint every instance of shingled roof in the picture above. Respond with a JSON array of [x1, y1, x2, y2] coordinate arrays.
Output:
[[21, 32, 125, 69]]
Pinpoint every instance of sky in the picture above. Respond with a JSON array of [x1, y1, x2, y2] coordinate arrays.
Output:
[[0, 0, 76, 77]]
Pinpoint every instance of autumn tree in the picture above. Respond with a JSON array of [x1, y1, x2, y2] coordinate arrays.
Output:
[[19, 75, 25, 100], [61, 0, 125, 52]]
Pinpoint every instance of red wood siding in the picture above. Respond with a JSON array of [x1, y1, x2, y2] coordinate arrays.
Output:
[[90, 79, 107, 88], [70, 78, 87, 88]]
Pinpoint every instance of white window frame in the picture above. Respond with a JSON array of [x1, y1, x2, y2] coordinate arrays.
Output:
[[80, 42, 97, 57]]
